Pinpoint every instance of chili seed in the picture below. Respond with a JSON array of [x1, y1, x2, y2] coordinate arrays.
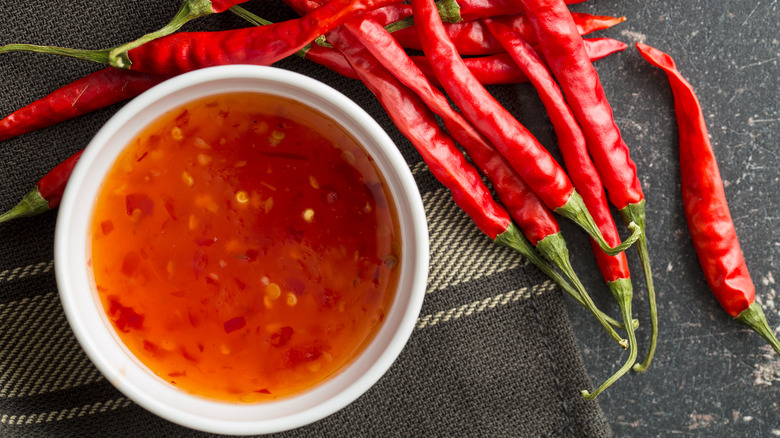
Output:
[[302, 208, 315, 223], [265, 283, 282, 300], [268, 130, 286, 146], [235, 190, 249, 204], [189, 215, 198, 230], [341, 150, 355, 165], [286, 293, 298, 307], [181, 171, 194, 187], [252, 121, 269, 135], [309, 175, 319, 189], [171, 127, 183, 140], [220, 344, 231, 355], [264, 197, 274, 213], [197, 154, 212, 166], [234, 160, 247, 168], [383, 254, 398, 269], [162, 339, 176, 351], [193, 138, 212, 150], [129, 208, 143, 222]]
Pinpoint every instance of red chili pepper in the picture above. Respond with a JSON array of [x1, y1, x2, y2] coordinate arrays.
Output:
[[636, 42, 780, 355], [0, 68, 168, 142], [391, 12, 625, 55], [434, 0, 586, 23], [106, 0, 252, 68], [410, 0, 640, 257], [482, 17, 640, 396], [518, 0, 657, 372], [0, 0, 401, 75], [0, 150, 83, 223], [411, 38, 626, 87], [300, 43, 361, 80]]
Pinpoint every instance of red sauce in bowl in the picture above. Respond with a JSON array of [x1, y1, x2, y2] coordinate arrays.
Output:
[[89, 92, 401, 402]]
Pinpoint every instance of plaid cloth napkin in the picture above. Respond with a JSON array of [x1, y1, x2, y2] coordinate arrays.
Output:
[[0, 0, 611, 436]]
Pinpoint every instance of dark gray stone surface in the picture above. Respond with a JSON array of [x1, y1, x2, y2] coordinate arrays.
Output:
[[553, 0, 780, 436]]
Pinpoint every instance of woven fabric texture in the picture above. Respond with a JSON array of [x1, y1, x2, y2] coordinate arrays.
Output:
[[0, 0, 612, 436]]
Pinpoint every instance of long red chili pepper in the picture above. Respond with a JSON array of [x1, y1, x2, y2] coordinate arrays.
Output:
[[410, 0, 640, 257], [0, 0, 400, 75], [432, 0, 585, 23], [518, 0, 658, 372], [106, 0, 251, 68], [411, 38, 626, 87], [636, 42, 780, 355], [0, 150, 83, 223], [391, 12, 624, 55], [483, 17, 640, 396], [0, 68, 168, 142]]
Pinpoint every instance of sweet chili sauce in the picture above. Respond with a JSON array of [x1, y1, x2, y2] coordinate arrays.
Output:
[[89, 92, 401, 402]]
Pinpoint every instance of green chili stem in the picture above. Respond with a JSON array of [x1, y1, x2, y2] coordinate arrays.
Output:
[[736, 302, 780, 355], [620, 200, 658, 372], [0, 44, 114, 65], [0, 188, 50, 223], [496, 224, 631, 334], [537, 232, 628, 347], [229, 5, 273, 25], [555, 190, 641, 256], [582, 278, 638, 399]]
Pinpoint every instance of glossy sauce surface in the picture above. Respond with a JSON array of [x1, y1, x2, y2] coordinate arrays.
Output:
[[90, 92, 401, 402]]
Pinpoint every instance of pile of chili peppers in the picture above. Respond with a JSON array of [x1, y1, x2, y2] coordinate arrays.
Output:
[[1, 0, 778, 400]]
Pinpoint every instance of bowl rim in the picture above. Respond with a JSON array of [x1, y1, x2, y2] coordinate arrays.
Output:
[[54, 64, 429, 435]]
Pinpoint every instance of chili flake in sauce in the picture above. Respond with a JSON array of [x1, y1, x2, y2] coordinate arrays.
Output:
[[90, 92, 401, 402]]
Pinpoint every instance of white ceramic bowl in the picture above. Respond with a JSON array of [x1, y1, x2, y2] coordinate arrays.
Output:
[[54, 65, 429, 435]]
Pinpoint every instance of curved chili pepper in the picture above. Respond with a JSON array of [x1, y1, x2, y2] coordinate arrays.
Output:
[[0, 68, 168, 142], [411, 38, 626, 87], [0, 0, 401, 75], [636, 42, 780, 355], [482, 17, 641, 396], [106, 0, 251, 68], [410, 0, 640, 257], [0, 150, 83, 223], [433, 0, 585, 23], [391, 13, 625, 55], [518, 0, 658, 373]]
